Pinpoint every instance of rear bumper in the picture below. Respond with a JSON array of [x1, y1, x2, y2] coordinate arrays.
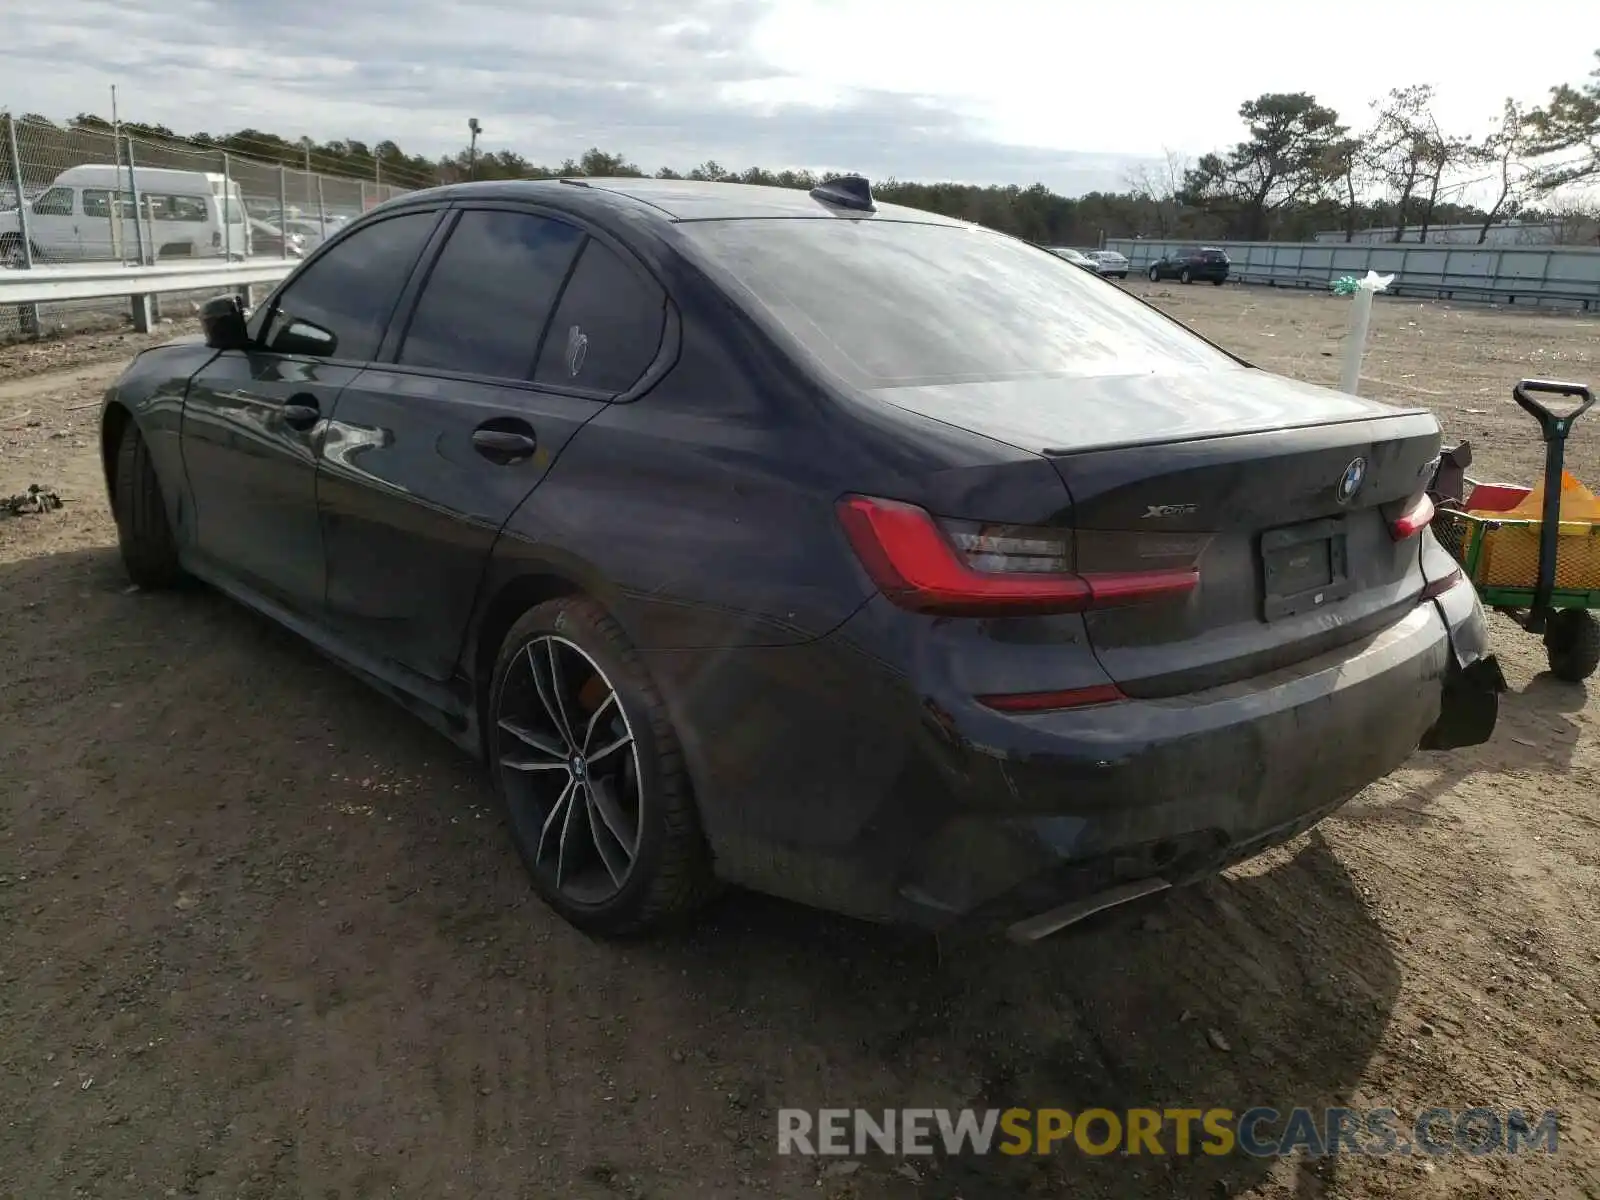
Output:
[[1420, 575, 1504, 750], [898, 602, 1450, 927], [648, 595, 1486, 931]]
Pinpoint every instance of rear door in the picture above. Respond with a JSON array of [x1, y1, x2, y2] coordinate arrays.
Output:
[[316, 205, 669, 681]]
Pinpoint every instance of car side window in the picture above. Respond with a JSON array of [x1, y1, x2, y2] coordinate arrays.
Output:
[[398, 209, 583, 379], [533, 237, 666, 394], [33, 187, 73, 216], [82, 189, 112, 218], [266, 211, 438, 362]]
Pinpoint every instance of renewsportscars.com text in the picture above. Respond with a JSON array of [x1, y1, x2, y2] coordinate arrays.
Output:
[[777, 1106, 1559, 1158]]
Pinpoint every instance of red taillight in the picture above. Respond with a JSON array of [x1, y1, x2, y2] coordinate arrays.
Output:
[[1391, 493, 1435, 540], [977, 684, 1127, 712], [836, 495, 1199, 616], [1420, 567, 1465, 600]]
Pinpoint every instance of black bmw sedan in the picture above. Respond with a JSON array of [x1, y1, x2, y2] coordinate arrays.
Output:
[[99, 175, 1501, 941]]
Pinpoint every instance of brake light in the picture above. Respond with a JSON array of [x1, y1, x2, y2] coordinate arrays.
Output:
[[1390, 493, 1435, 540], [1419, 567, 1465, 600], [836, 495, 1199, 615], [977, 684, 1126, 712]]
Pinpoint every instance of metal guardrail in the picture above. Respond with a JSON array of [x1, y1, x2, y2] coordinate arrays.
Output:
[[0, 258, 293, 304], [1104, 237, 1600, 311]]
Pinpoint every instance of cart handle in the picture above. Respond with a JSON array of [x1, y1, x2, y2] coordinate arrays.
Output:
[[1513, 379, 1594, 443]]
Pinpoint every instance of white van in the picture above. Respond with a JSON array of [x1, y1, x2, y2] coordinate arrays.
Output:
[[0, 164, 252, 265]]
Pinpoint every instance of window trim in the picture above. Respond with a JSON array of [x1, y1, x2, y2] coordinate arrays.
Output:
[[244, 205, 449, 366], [82, 188, 114, 218], [32, 186, 75, 217], [371, 198, 679, 403]]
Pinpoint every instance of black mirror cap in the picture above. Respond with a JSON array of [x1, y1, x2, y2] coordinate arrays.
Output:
[[810, 175, 875, 213], [200, 294, 249, 351]]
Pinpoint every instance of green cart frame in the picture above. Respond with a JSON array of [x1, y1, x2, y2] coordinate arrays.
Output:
[[1431, 379, 1600, 683]]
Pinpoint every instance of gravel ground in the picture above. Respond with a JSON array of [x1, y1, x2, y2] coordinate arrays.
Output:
[[1, 285, 1598, 1200]]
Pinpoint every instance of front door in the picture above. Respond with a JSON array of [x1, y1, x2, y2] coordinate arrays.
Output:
[[317, 207, 669, 681], [179, 208, 442, 612], [27, 186, 80, 261]]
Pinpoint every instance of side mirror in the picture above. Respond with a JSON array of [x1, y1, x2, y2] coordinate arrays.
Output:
[[273, 317, 338, 358], [200, 294, 250, 351]]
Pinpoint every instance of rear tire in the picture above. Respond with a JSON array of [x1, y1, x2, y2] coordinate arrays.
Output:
[[1, 234, 39, 268], [1545, 609, 1600, 682], [113, 422, 184, 589], [1180, 268, 1193, 284], [1211, 278, 1224, 286], [488, 597, 714, 936]]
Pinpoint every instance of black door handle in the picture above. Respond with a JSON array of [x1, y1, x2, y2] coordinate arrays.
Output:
[[281, 396, 320, 430], [472, 428, 538, 462]]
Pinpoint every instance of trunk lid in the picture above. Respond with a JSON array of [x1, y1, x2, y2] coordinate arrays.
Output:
[[872, 368, 1441, 694]]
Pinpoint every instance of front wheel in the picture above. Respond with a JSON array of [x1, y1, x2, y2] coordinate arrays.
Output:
[[1148, 265, 1160, 282], [1545, 609, 1600, 682], [1180, 268, 1193, 284], [488, 597, 713, 936], [112, 422, 184, 588], [1, 234, 38, 268]]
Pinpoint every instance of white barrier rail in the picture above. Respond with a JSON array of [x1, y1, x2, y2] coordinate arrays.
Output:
[[0, 258, 295, 305]]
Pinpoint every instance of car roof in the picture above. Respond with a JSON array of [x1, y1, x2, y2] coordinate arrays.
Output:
[[392, 176, 969, 226], [54, 164, 224, 186]]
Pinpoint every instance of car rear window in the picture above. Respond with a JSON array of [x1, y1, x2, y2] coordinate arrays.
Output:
[[679, 219, 1231, 388], [1201, 249, 1229, 261]]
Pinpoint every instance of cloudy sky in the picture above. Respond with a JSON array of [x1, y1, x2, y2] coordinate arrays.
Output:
[[3, 0, 1595, 194]]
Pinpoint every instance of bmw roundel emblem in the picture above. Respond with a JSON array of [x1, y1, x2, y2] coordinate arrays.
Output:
[[1336, 456, 1367, 505]]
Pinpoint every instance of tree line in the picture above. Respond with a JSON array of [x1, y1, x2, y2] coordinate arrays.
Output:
[[13, 49, 1600, 247]]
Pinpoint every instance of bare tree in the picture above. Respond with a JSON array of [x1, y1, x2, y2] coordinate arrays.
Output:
[[1367, 85, 1435, 241], [1544, 198, 1600, 244], [1322, 135, 1370, 241], [1473, 99, 1533, 243], [1415, 125, 1474, 242], [1123, 147, 1189, 236]]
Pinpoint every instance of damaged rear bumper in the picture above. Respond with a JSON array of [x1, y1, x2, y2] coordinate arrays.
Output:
[[1420, 574, 1504, 751]]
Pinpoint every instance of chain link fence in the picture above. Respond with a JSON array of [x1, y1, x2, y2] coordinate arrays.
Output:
[[2, 113, 422, 341]]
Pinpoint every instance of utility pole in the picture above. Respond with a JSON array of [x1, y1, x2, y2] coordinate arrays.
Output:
[[468, 117, 481, 180], [110, 84, 124, 260], [302, 137, 313, 212]]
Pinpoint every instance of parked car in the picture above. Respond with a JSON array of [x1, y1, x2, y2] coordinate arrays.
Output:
[[248, 218, 305, 258], [1085, 249, 1130, 278], [1048, 246, 1099, 271], [1149, 245, 1231, 285], [99, 176, 1499, 940], [282, 218, 333, 252], [0, 164, 251, 265]]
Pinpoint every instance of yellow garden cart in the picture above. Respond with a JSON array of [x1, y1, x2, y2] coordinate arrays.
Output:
[[1432, 379, 1600, 683]]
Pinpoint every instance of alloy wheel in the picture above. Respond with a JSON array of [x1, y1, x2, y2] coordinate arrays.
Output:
[[494, 634, 643, 905]]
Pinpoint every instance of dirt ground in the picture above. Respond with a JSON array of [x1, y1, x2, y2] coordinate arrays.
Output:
[[2, 286, 1599, 1200]]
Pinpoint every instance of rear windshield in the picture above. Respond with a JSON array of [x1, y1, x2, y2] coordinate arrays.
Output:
[[679, 218, 1232, 388], [1201, 249, 1228, 261]]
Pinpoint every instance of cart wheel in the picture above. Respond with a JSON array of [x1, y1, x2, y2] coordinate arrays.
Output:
[[1544, 609, 1600, 682]]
